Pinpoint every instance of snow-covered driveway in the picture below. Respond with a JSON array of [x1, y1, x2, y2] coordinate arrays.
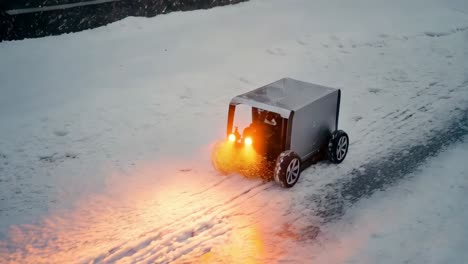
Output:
[[1, 0, 467, 262], [305, 137, 468, 264]]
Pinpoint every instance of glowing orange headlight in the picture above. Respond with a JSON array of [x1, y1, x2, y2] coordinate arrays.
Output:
[[244, 137, 253, 145], [228, 133, 236, 142]]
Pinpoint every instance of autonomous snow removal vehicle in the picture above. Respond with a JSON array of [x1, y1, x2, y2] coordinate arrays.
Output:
[[212, 78, 349, 188]]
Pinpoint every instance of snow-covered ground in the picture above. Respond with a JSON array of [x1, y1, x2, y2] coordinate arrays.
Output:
[[298, 137, 468, 264], [1, 0, 468, 263]]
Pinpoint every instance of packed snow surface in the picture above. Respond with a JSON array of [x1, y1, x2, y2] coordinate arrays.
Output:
[[301, 137, 468, 264], [1, 0, 468, 263]]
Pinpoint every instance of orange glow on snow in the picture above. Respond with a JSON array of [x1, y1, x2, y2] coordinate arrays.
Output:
[[195, 218, 266, 264], [0, 155, 371, 264], [0, 160, 277, 264], [211, 141, 270, 178]]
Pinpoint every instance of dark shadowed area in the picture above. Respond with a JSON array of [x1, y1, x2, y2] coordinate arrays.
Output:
[[0, 0, 248, 41]]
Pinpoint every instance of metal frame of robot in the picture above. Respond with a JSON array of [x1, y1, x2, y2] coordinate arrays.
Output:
[[226, 77, 341, 162]]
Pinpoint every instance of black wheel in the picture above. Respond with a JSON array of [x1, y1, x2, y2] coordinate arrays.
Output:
[[328, 130, 349, 164], [273, 150, 301, 188]]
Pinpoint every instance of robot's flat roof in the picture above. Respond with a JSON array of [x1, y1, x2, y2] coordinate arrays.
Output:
[[230, 78, 338, 115]]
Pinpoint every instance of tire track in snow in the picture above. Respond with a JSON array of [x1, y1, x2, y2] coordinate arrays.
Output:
[[333, 26, 467, 153], [94, 78, 468, 261], [91, 26, 468, 260], [423, 26, 468, 38], [359, 81, 457, 133], [129, 182, 275, 264], [305, 107, 468, 223], [84, 180, 274, 263], [298, 22, 468, 228]]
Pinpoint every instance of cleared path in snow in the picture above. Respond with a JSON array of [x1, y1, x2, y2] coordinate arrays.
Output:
[[301, 136, 468, 264]]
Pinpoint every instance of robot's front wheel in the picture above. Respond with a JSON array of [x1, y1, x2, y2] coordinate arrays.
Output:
[[274, 150, 301, 188]]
